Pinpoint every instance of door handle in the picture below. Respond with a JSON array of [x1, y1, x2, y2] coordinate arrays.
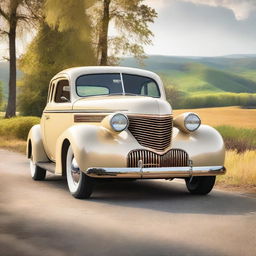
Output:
[[45, 115, 50, 120]]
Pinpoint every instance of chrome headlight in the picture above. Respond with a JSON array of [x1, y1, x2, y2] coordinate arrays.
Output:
[[184, 113, 201, 132], [110, 113, 129, 132]]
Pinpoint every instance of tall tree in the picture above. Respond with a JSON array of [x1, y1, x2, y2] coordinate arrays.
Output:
[[0, 1, 32, 117], [19, 0, 96, 116], [90, 0, 157, 65]]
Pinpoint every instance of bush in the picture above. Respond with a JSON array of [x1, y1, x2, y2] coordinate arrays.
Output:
[[215, 125, 256, 153], [173, 93, 256, 109], [0, 116, 40, 140]]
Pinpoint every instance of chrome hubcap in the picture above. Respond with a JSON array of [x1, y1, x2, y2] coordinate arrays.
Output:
[[71, 157, 81, 184]]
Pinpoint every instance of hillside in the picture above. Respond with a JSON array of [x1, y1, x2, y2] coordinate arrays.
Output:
[[121, 55, 256, 95], [1, 55, 256, 108]]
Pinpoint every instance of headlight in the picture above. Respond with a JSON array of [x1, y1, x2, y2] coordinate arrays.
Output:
[[184, 113, 201, 132], [110, 113, 129, 132]]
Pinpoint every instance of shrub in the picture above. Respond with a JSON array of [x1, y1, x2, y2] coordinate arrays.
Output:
[[215, 125, 256, 153], [173, 93, 256, 109], [0, 116, 40, 140]]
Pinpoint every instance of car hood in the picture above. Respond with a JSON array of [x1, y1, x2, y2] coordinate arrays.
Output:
[[72, 96, 172, 115]]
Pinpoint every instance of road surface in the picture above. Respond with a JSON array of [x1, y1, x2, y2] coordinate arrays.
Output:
[[0, 149, 255, 256]]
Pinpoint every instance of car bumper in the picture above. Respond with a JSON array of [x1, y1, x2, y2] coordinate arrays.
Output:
[[85, 166, 226, 179]]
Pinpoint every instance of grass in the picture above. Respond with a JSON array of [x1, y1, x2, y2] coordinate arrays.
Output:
[[0, 116, 40, 140], [173, 106, 256, 129], [0, 116, 39, 154], [0, 138, 26, 154], [217, 150, 256, 189], [215, 126, 256, 152]]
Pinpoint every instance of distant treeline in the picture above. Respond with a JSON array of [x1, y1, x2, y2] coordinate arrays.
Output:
[[167, 91, 256, 109]]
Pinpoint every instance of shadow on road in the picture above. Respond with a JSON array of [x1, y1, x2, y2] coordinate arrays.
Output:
[[0, 206, 223, 256], [44, 175, 256, 216]]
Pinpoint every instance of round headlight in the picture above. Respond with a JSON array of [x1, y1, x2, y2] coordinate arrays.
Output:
[[184, 113, 201, 132], [110, 113, 129, 132]]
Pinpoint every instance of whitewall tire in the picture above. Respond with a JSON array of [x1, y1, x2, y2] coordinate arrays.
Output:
[[66, 145, 93, 199]]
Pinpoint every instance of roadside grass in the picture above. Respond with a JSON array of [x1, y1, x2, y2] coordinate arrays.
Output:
[[0, 116, 40, 140], [217, 150, 256, 188], [0, 138, 26, 154], [173, 106, 256, 129], [0, 116, 39, 154], [215, 126, 256, 153]]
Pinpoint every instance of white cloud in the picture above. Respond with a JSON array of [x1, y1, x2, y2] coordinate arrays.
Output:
[[146, 0, 256, 20], [144, 0, 166, 10], [181, 0, 256, 20]]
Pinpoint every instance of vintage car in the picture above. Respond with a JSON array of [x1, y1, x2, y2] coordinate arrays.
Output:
[[27, 66, 226, 199]]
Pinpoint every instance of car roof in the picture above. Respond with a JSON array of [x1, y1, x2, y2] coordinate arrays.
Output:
[[52, 66, 161, 83]]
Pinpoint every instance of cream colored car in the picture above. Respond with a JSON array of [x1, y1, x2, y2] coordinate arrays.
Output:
[[27, 66, 226, 199]]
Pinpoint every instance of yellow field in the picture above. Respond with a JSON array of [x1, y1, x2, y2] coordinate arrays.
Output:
[[174, 106, 256, 129], [217, 150, 256, 190]]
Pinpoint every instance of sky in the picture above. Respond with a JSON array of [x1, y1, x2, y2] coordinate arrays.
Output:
[[144, 0, 256, 56], [1, 0, 256, 58]]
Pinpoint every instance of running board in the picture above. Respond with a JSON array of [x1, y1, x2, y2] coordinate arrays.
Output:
[[37, 162, 56, 173]]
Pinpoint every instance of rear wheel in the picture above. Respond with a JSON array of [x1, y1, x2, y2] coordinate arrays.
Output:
[[66, 145, 93, 199], [185, 176, 216, 195], [30, 156, 46, 181]]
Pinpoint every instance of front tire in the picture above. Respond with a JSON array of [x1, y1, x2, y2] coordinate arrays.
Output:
[[30, 159, 46, 181], [66, 145, 93, 199], [185, 176, 216, 195]]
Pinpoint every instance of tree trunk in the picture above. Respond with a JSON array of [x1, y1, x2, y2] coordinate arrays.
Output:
[[98, 0, 111, 66], [5, 24, 17, 118]]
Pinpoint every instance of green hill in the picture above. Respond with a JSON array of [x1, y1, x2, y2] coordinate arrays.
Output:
[[121, 55, 256, 95], [1, 55, 256, 108]]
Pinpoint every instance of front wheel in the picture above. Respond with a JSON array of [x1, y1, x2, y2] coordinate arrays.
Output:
[[185, 176, 216, 195], [66, 145, 93, 199]]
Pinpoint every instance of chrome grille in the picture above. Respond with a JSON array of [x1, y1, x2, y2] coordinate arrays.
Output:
[[128, 115, 173, 151], [127, 149, 189, 168]]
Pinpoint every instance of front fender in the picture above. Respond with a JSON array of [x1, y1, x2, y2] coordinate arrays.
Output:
[[55, 124, 141, 174], [27, 125, 49, 162], [172, 125, 225, 166]]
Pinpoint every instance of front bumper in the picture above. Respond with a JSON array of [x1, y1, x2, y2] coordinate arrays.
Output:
[[85, 166, 226, 179]]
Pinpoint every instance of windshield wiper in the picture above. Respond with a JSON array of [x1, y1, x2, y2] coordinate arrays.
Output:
[[107, 93, 139, 96]]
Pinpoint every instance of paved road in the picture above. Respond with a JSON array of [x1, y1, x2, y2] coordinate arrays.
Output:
[[0, 149, 255, 256]]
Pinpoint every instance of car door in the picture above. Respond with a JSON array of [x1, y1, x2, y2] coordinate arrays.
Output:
[[42, 78, 72, 161]]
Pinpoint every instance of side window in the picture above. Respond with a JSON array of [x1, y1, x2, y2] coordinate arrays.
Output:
[[47, 82, 54, 102], [54, 80, 70, 103], [141, 82, 160, 97]]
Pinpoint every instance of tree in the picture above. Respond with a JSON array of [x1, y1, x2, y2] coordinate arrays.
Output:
[[19, 0, 96, 116], [0, 82, 3, 110], [90, 0, 157, 65], [0, 0, 39, 118]]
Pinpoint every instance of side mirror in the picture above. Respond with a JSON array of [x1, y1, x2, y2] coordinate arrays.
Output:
[[60, 96, 70, 102]]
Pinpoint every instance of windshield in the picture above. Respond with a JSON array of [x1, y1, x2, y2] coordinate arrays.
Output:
[[76, 73, 160, 98]]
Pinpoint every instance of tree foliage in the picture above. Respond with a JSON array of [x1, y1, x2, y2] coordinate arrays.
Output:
[[0, 0, 41, 118], [90, 0, 157, 65], [18, 0, 96, 116]]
